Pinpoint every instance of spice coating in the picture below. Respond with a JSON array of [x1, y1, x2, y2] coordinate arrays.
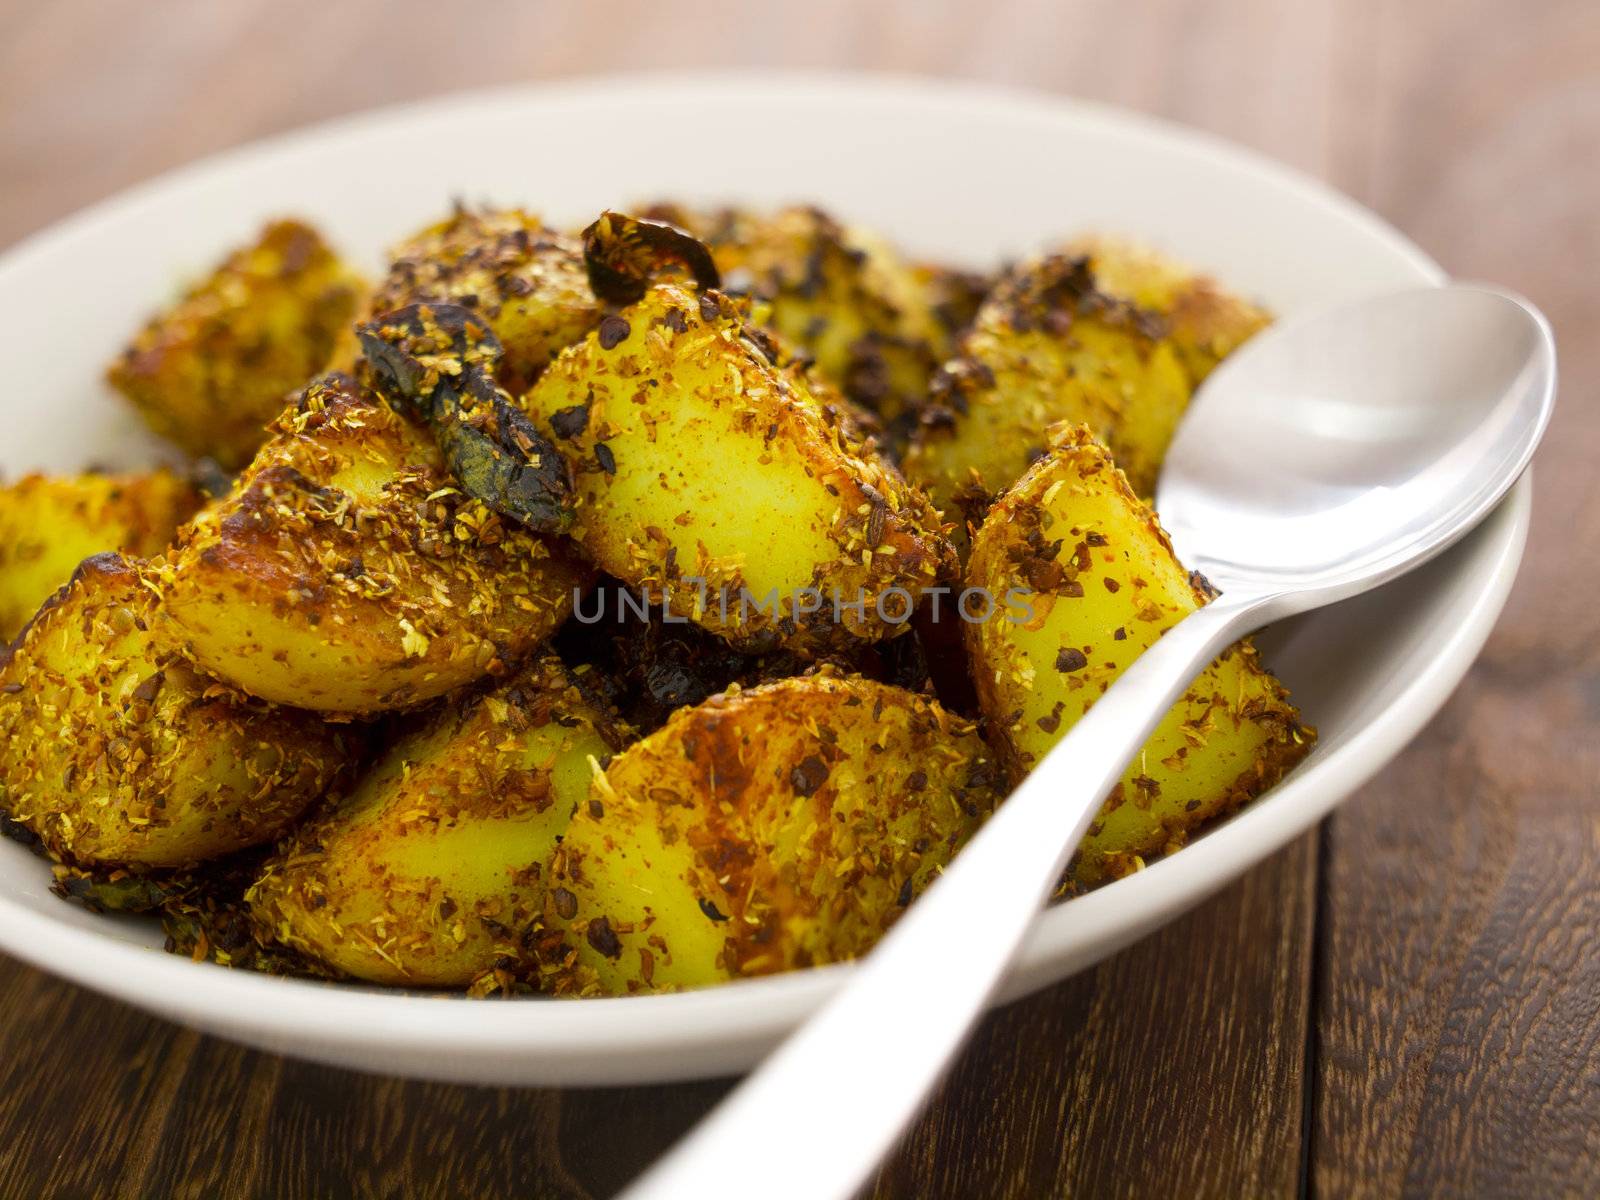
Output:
[[965, 424, 1313, 886], [158, 373, 589, 714], [1066, 235, 1271, 382], [371, 207, 601, 395], [537, 669, 1001, 995], [903, 243, 1268, 550], [0, 553, 354, 867], [107, 219, 365, 469], [646, 204, 956, 441], [248, 656, 626, 987], [517, 283, 954, 654]]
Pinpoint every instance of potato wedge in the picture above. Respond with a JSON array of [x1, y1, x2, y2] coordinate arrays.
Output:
[[159, 373, 588, 714], [0, 553, 354, 868], [107, 219, 365, 469], [371, 207, 601, 394], [536, 669, 1001, 995], [248, 656, 624, 986], [902, 254, 1187, 546], [647, 205, 952, 438], [965, 424, 1313, 887], [517, 284, 953, 655], [0, 470, 202, 642], [1066, 235, 1271, 382], [903, 246, 1266, 549]]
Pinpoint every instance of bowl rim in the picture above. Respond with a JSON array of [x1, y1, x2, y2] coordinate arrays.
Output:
[[0, 69, 1528, 1085]]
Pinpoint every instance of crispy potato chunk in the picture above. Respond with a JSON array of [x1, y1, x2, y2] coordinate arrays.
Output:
[[1067, 235, 1271, 382], [536, 670, 1001, 995], [649, 205, 953, 437], [518, 284, 953, 654], [965, 425, 1313, 886], [0, 553, 354, 867], [248, 657, 624, 986], [107, 219, 364, 469], [903, 246, 1267, 548], [0, 470, 202, 641], [159, 374, 588, 714], [371, 207, 601, 394]]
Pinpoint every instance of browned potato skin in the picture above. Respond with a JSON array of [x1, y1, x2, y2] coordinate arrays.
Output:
[[903, 254, 1183, 544], [0, 470, 202, 642], [0, 553, 354, 868], [518, 283, 954, 655], [903, 246, 1269, 554], [107, 219, 365, 469], [371, 207, 601, 394], [647, 205, 953, 438], [966, 424, 1313, 887], [536, 670, 1002, 996], [1067, 235, 1271, 382], [249, 657, 627, 988], [912, 261, 994, 344], [159, 374, 589, 714]]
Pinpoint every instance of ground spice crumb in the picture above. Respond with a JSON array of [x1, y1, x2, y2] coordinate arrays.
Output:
[[586, 915, 622, 958], [1055, 647, 1088, 672], [790, 755, 829, 796]]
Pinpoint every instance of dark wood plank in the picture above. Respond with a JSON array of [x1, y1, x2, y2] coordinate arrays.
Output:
[[0, 958, 737, 1199], [1310, 0, 1600, 1194], [876, 835, 1318, 1199]]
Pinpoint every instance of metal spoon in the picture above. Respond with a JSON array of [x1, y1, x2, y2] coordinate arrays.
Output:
[[624, 284, 1556, 1200]]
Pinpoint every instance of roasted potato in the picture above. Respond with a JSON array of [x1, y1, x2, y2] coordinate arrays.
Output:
[[965, 424, 1313, 886], [645, 205, 954, 438], [517, 283, 953, 655], [0, 469, 203, 641], [902, 246, 1267, 549], [248, 656, 624, 986], [371, 207, 601, 394], [1067, 235, 1271, 382], [107, 219, 365, 469], [159, 373, 588, 714], [0, 553, 354, 868], [536, 669, 1001, 995]]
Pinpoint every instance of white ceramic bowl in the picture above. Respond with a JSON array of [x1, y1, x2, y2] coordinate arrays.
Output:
[[0, 73, 1527, 1086]]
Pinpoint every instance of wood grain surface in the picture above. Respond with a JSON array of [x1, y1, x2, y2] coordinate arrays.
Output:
[[1, 1, 1596, 1196]]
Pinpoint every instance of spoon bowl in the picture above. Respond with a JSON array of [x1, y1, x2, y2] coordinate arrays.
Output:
[[1160, 286, 1555, 601]]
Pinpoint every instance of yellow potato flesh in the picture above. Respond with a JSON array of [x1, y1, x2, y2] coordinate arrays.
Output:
[[902, 255, 1192, 552], [538, 670, 1001, 995], [966, 424, 1313, 886], [0, 470, 201, 641], [249, 657, 619, 986], [518, 284, 953, 654], [159, 374, 586, 714], [0, 553, 353, 867]]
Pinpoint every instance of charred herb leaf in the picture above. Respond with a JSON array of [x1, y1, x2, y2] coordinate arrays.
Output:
[[357, 302, 575, 533], [581, 211, 721, 306], [49, 862, 194, 913]]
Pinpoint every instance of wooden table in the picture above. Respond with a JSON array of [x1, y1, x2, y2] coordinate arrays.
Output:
[[2, 1, 1596, 1195]]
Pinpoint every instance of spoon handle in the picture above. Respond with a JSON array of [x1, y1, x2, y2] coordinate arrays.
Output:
[[623, 591, 1274, 1200]]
